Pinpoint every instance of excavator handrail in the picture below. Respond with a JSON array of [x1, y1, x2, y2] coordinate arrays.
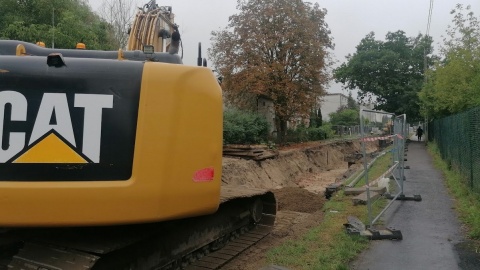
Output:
[[0, 40, 182, 64]]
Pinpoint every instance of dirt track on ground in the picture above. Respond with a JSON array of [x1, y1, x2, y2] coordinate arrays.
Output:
[[220, 139, 378, 270]]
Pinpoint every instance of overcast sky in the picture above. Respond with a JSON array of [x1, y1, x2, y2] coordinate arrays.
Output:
[[89, 0, 480, 95]]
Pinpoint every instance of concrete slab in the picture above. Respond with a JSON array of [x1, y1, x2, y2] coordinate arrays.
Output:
[[352, 191, 380, 206]]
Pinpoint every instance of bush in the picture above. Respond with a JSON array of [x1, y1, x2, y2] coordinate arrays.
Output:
[[307, 127, 326, 141], [223, 110, 269, 144], [286, 123, 335, 143], [286, 124, 309, 143], [317, 123, 335, 139]]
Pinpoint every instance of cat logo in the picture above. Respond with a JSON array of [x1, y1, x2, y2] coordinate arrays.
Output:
[[0, 58, 142, 181], [0, 91, 113, 164]]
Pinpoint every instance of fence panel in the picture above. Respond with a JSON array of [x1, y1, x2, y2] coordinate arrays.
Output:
[[359, 109, 407, 227]]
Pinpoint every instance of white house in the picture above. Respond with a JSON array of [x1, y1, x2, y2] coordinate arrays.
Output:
[[360, 104, 388, 123], [319, 93, 349, 121]]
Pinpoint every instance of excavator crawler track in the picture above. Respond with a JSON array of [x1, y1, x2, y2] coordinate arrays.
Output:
[[1, 187, 276, 270]]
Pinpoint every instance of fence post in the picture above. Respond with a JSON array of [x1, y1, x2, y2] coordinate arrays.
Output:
[[359, 109, 372, 227], [469, 112, 474, 189]]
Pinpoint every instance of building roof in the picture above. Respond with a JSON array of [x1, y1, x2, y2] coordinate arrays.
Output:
[[325, 93, 348, 99]]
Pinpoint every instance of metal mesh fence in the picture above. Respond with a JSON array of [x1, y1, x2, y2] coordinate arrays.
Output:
[[332, 125, 361, 136], [360, 110, 407, 226], [332, 124, 384, 137], [428, 107, 480, 194]]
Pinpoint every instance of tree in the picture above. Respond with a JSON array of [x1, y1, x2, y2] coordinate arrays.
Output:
[[309, 108, 322, 128], [99, 0, 135, 49], [0, 0, 116, 50], [346, 92, 359, 111], [329, 108, 359, 126], [419, 4, 480, 118], [335, 31, 435, 121], [317, 109, 323, 126], [209, 0, 333, 142]]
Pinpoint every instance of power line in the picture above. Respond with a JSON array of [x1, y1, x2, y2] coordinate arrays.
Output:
[[424, 0, 434, 83]]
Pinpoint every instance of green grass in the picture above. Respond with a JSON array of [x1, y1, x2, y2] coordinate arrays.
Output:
[[267, 192, 370, 270], [354, 151, 393, 187], [265, 153, 392, 269], [428, 143, 480, 239]]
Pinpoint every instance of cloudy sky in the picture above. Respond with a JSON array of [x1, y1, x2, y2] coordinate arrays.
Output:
[[90, 0, 480, 94]]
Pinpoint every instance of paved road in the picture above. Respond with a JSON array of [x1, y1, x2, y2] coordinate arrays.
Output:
[[351, 139, 473, 270]]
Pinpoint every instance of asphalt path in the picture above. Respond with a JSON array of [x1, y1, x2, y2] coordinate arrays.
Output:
[[350, 138, 478, 270]]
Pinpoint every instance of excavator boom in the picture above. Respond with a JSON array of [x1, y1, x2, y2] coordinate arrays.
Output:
[[127, 0, 178, 53]]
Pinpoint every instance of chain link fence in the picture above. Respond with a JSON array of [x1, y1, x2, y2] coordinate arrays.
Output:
[[428, 107, 480, 194], [332, 125, 361, 136]]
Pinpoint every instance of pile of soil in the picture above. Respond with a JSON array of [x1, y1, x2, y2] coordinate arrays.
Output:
[[273, 187, 326, 213]]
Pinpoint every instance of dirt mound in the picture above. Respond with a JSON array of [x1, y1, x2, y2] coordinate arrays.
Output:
[[274, 187, 326, 213]]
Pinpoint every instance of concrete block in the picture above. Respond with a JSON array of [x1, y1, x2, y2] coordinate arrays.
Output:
[[352, 191, 381, 206]]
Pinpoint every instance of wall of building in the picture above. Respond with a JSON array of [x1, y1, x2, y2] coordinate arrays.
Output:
[[360, 104, 389, 123], [257, 97, 276, 137], [319, 93, 349, 121]]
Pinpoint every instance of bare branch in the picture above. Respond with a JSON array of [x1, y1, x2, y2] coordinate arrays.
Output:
[[98, 0, 136, 49]]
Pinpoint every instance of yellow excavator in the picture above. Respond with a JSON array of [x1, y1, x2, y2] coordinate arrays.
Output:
[[0, 1, 275, 269]]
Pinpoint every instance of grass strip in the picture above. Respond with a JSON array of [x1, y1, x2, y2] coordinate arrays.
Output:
[[266, 192, 369, 270], [354, 151, 393, 188], [428, 142, 480, 239]]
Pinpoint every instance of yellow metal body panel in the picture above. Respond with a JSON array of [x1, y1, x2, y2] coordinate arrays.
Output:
[[0, 63, 223, 226]]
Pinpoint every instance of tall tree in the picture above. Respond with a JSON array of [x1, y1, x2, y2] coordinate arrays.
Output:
[[309, 108, 322, 128], [346, 92, 359, 111], [99, 0, 135, 49], [335, 31, 435, 121], [0, 0, 116, 50], [209, 0, 333, 142], [419, 4, 480, 118]]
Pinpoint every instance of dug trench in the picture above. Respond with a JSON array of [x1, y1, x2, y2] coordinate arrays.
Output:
[[220, 139, 379, 270]]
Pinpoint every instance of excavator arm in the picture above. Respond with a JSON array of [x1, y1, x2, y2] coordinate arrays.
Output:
[[127, 0, 180, 54]]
